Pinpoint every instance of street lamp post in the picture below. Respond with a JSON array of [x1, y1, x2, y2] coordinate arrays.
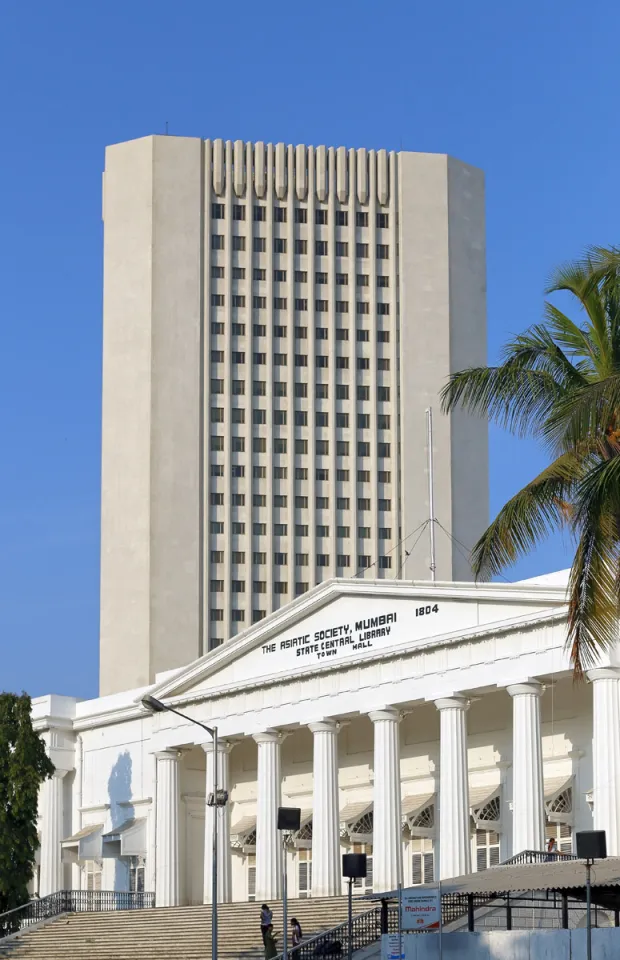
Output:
[[141, 694, 225, 960], [277, 807, 301, 960]]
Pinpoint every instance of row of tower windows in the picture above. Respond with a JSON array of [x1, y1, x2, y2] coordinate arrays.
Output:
[[211, 381, 392, 400], [211, 466, 392, 483], [209, 493, 392, 510], [211, 323, 391, 341], [212, 236, 389, 258], [211, 295, 390, 314], [210, 352, 391, 370], [212, 204, 389, 229], [210, 521, 397, 539], [211, 409, 391, 428], [210, 540, 390, 574], [210, 437, 392, 456], [211, 266, 391, 287], [210, 535, 391, 567], [210, 562, 389, 596]]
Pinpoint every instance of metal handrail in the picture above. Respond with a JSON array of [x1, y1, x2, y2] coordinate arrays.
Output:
[[0, 890, 155, 939], [271, 904, 384, 960]]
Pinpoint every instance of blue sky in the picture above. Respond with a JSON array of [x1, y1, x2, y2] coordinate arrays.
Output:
[[0, 0, 617, 699]]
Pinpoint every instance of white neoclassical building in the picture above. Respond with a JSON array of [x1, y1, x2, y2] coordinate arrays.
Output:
[[33, 572, 620, 906]]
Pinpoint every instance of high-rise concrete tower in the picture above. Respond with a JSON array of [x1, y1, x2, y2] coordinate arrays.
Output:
[[100, 135, 488, 695]]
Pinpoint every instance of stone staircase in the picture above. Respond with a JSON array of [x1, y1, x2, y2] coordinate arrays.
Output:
[[0, 896, 366, 960]]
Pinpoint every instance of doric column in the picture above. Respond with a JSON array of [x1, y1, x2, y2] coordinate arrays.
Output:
[[39, 770, 67, 896], [155, 750, 180, 907], [589, 668, 620, 855], [203, 740, 233, 903], [436, 697, 470, 879], [369, 708, 402, 892], [507, 681, 545, 854], [309, 720, 341, 896], [253, 731, 282, 900]]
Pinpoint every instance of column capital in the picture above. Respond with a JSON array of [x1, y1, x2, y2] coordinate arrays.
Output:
[[202, 739, 234, 755], [253, 729, 288, 745], [368, 707, 401, 723], [435, 696, 469, 712], [154, 749, 181, 761], [507, 680, 544, 698], [308, 719, 341, 735], [588, 667, 620, 682]]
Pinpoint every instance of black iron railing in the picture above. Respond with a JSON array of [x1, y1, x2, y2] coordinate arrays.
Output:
[[0, 890, 154, 939], [502, 850, 578, 866], [273, 905, 385, 960], [440, 892, 488, 927]]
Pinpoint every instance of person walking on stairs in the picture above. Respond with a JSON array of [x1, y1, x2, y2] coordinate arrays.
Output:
[[264, 923, 279, 960], [260, 904, 273, 944], [291, 917, 303, 957]]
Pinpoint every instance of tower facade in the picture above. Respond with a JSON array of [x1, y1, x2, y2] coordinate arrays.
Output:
[[100, 135, 488, 695]]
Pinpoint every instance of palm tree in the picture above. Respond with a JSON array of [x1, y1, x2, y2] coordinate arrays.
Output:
[[440, 246, 620, 677]]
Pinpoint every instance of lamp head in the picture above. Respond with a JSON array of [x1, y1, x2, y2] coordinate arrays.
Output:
[[141, 694, 167, 713]]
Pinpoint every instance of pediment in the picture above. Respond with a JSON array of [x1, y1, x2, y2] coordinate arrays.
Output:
[[146, 578, 567, 704]]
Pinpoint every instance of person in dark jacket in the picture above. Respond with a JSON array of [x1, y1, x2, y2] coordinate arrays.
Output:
[[264, 924, 279, 960]]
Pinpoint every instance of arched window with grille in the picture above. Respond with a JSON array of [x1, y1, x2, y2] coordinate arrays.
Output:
[[349, 813, 373, 893], [470, 786, 501, 871], [247, 853, 256, 901], [340, 802, 374, 894], [298, 848, 312, 897], [293, 813, 313, 897], [545, 778, 573, 854], [403, 794, 436, 885], [230, 815, 257, 902]]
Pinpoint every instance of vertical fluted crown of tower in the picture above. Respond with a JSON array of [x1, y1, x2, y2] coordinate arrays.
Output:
[[205, 139, 392, 206]]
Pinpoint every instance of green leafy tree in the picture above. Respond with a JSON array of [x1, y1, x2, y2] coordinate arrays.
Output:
[[0, 693, 54, 922], [441, 246, 620, 677]]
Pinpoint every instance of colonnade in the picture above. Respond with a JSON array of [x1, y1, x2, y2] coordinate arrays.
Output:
[[36, 672, 619, 904], [149, 672, 620, 906]]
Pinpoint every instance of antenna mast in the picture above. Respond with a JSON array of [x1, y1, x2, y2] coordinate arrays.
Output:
[[426, 408, 436, 581]]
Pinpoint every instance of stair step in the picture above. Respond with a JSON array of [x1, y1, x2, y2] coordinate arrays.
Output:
[[0, 896, 371, 960]]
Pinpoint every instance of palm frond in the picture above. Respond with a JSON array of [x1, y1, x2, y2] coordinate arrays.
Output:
[[501, 321, 590, 387], [542, 375, 620, 453], [578, 248, 620, 364], [470, 454, 582, 580], [440, 365, 565, 438], [546, 260, 610, 366], [566, 454, 620, 676], [579, 245, 620, 292], [541, 304, 599, 375]]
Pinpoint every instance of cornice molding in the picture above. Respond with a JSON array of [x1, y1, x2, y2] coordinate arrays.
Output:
[[33, 715, 76, 734], [73, 704, 146, 733]]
